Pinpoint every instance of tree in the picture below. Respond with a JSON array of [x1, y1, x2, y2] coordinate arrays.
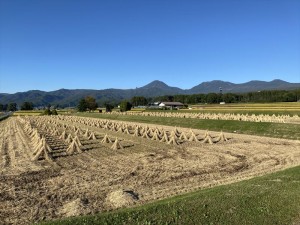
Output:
[[43, 109, 58, 115], [43, 109, 51, 115], [131, 96, 148, 107], [21, 102, 34, 110], [0, 104, 3, 111], [120, 100, 132, 112], [7, 103, 17, 111], [85, 96, 98, 111], [167, 96, 174, 102], [104, 102, 114, 112], [2, 104, 8, 111], [206, 93, 219, 104], [51, 109, 58, 115], [77, 98, 87, 112]]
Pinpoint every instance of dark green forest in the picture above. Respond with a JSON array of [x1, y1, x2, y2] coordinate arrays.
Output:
[[150, 89, 300, 105]]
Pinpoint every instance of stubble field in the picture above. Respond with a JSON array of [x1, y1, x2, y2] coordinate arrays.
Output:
[[1, 114, 300, 224]]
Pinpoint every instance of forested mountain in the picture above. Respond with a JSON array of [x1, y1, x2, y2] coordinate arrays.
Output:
[[0, 79, 299, 107]]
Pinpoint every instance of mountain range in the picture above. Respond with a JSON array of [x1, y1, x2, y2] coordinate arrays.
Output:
[[0, 79, 299, 107]]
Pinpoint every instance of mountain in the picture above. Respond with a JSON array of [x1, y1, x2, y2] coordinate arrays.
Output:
[[188, 80, 235, 94], [0, 79, 299, 107], [134, 80, 184, 96], [188, 79, 300, 94]]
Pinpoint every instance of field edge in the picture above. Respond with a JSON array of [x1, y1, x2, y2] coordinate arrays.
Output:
[[40, 164, 300, 225]]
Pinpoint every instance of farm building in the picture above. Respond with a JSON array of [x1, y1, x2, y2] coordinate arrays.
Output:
[[159, 102, 184, 109]]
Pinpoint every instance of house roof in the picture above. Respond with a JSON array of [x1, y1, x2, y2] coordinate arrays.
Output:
[[160, 102, 184, 106]]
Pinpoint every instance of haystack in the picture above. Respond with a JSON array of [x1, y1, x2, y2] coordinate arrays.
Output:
[[52, 129, 60, 136], [66, 134, 73, 144], [151, 132, 161, 141], [111, 138, 123, 150], [160, 132, 169, 142], [154, 128, 162, 136], [74, 128, 81, 135], [66, 139, 82, 155], [30, 129, 39, 139], [59, 131, 67, 140], [174, 127, 181, 136], [73, 136, 83, 146], [202, 132, 214, 144], [215, 131, 228, 142], [106, 189, 138, 208], [203, 130, 210, 139], [179, 132, 188, 141], [133, 128, 140, 137], [123, 127, 131, 135], [83, 129, 90, 137], [101, 134, 112, 143], [188, 131, 199, 142], [168, 136, 179, 145], [170, 130, 180, 138], [32, 137, 53, 161], [88, 132, 97, 140], [142, 131, 151, 139], [32, 133, 42, 146]]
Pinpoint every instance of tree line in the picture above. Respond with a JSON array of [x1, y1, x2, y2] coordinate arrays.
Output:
[[77, 96, 133, 112], [151, 89, 300, 104], [1, 89, 299, 112], [119, 89, 300, 107], [0, 101, 35, 112]]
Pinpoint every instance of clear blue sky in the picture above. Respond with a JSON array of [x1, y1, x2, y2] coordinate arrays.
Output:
[[0, 0, 299, 94]]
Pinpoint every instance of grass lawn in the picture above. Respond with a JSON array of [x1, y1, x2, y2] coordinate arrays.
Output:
[[76, 113, 300, 140], [42, 165, 300, 225]]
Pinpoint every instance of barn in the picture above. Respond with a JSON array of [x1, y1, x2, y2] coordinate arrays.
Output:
[[158, 102, 184, 109]]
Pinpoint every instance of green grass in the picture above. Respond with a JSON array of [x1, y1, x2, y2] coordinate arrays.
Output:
[[76, 113, 300, 140], [41, 165, 300, 225]]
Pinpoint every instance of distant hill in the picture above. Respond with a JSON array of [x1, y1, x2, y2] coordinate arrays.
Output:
[[0, 79, 299, 107], [188, 79, 300, 94]]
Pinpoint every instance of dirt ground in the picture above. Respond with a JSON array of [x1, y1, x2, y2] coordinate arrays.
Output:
[[1, 116, 300, 224]]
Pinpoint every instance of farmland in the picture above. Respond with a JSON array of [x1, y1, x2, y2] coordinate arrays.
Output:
[[1, 110, 300, 224]]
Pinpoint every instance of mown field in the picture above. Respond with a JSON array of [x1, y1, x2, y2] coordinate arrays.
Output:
[[12, 110, 71, 116], [3, 102, 300, 224], [45, 107, 299, 225], [42, 165, 300, 225], [57, 105, 300, 225]]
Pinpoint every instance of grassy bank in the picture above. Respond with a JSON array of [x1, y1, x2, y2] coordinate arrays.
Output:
[[76, 113, 300, 140], [42, 165, 300, 225]]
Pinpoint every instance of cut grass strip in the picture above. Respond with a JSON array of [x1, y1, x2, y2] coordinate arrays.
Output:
[[41, 165, 300, 225], [76, 113, 300, 140]]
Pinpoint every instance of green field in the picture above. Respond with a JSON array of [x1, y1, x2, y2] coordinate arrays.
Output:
[[42, 165, 300, 225]]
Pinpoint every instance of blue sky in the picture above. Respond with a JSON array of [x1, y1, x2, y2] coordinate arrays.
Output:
[[0, 0, 299, 93]]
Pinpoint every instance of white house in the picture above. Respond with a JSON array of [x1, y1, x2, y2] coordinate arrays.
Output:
[[158, 102, 184, 109]]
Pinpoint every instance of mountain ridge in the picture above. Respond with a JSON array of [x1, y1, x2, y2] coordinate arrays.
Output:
[[0, 79, 299, 107]]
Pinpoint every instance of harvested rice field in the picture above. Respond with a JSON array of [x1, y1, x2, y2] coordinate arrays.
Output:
[[1, 115, 300, 224]]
